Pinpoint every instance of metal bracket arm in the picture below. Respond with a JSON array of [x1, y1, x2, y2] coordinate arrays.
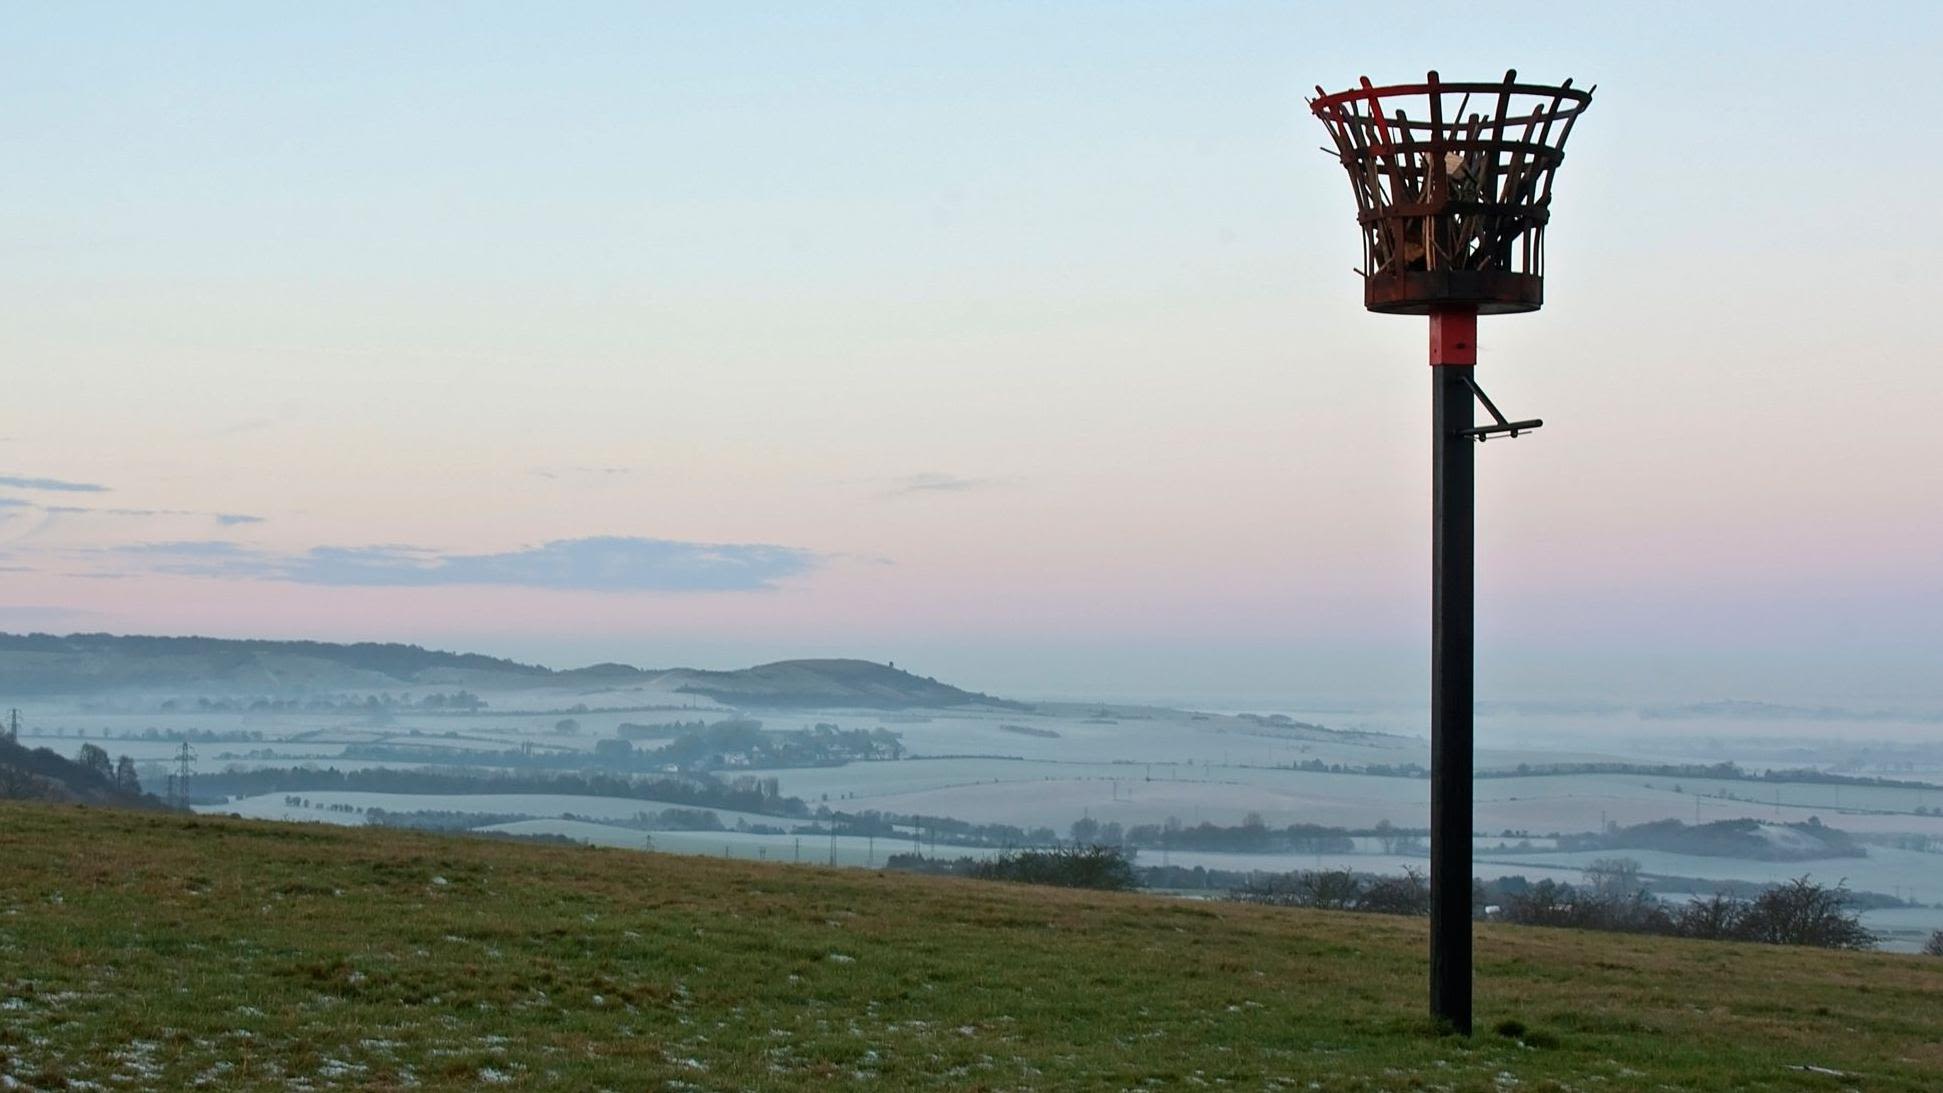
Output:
[[1458, 376, 1542, 441]]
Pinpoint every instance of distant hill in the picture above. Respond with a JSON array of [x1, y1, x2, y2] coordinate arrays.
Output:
[[0, 632, 1019, 710], [666, 658, 1024, 710], [0, 632, 551, 695]]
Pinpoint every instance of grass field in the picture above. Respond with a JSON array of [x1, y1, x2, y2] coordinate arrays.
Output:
[[1, 803, 1938, 1091]]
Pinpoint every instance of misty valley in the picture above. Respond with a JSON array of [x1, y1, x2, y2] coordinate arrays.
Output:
[[7, 633, 1941, 954]]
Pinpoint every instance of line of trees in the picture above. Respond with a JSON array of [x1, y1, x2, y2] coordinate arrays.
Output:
[[1068, 813, 1401, 855], [1230, 867, 1432, 915], [601, 719, 904, 770], [804, 808, 1057, 849], [1496, 865, 1878, 950], [1483, 759, 1941, 792], [888, 846, 1138, 891], [190, 765, 810, 817], [1234, 858, 1880, 950], [163, 690, 487, 713]]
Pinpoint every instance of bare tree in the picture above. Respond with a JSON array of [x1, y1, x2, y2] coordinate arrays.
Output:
[[75, 743, 112, 782], [1735, 877, 1876, 951], [114, 755, 141, 794], [1583, 857, 1644, 900]]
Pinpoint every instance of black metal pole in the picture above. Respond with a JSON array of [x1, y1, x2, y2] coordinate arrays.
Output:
[[1429, 358, 1475, 1035]]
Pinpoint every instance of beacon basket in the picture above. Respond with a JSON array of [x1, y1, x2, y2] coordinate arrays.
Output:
[[1309, 70, 1593, 315]]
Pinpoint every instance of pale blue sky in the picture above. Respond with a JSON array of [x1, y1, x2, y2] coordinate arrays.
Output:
[[2, 3, 1940, 704]]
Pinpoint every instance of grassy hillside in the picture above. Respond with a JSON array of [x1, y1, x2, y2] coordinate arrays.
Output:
[[1, 804, 1937, 1091]]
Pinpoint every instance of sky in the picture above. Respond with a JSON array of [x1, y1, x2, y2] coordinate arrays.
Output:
[[2, 2, 1940, 706]]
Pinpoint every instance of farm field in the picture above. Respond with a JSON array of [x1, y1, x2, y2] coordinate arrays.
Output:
[[203, 792, 812, 831], [13, 702, 1649, 783], [1478, 846, 1943, 911], [19, 683, 1943, 953], [481, 819, 1004, 868], [3, 802, 1940, 1091], [749, 758, 1943, 837]]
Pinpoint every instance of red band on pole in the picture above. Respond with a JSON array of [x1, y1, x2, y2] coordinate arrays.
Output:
[[1429, 309, 1477, 367]]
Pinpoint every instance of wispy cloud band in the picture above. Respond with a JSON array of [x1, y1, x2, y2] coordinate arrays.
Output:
[[109, 535, 821, 592], [0, 474, 108, 493], [885, 472, 1015, 497]]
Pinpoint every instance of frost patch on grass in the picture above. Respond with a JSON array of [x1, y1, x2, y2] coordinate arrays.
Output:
[[111, 1039, 163, 1081], [318, 1058, 366, 1079], [826, 953, 855, 964]]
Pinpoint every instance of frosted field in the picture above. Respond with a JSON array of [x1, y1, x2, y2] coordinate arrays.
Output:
[[35, 699, 1943, 847], [849, 706, 1645, 776], [1476, 846, 1943, 906], [1848, 905, 1943, 953], [1474, 773, 1943, 837], [15, 735, 350, 763], [861, 707, 1426, 766], [747, 757, 1219, 802], [747, 755, 1943, 840], [199, 758, 457, 774], [479, 820, 995, 868], [26, 686, 1943, 932], [201, 791, 814, 831], [820, 772, 1426, 830], [1300, 705, 1943, 752]]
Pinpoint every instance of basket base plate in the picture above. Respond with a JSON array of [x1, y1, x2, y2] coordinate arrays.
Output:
[[1365, 270, 1543, 316]]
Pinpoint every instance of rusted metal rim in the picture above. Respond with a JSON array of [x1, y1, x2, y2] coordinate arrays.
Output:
[[1308, 69, 1594, 120]]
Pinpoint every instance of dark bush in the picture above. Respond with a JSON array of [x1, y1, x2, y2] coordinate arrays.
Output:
[[1729, 877, 1876, 950], [968, 845, 1138, 891], [1357, 868, 1430, 916], [1487, 871, 1872, 950], [1671, 893, 1742, 940], [1229, 867, 1428, 916]]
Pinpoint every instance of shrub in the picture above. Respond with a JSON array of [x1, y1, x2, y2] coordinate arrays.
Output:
[[1497, 877, 1670, 934], [1923, 930, 1943, 957], [1671, 893, 1742, 940], [1229, 868, 1427, 916], [1731, 877, 1876, 950], [1670, 878, 1874, 949], [1356, 868, 1430, 916], [968, 845, 1137, 891]]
